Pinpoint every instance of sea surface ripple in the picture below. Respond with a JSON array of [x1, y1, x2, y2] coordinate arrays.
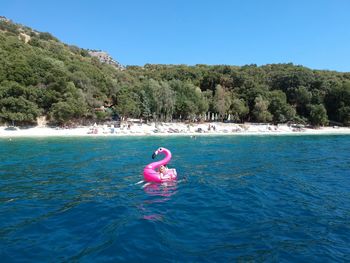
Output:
[[1, 135, 349, 262]]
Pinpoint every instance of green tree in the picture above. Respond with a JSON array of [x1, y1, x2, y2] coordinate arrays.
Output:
[[267, 64, 315, 92], [291, 86, 312, 117], [338, 106, 350, 126], [0, 20, 19, 34], [113, 89, 141, 119], [268, 90, 296, 123], [39, 32, 58, 41], [49, 97, 87, 125], [0, 96, 40, 125], [139, 90, 152, 121], [325, 82, 350, 125], [252, 96, 272, 122], [213, 85, 231, 120], [229, 97, 249, 122], [149, 80, 175, 121], [170, 80, 208, 120], [309, 104, 328, 127]]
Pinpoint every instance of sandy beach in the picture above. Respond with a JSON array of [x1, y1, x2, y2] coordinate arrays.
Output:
[[1, 122, 350, 138]]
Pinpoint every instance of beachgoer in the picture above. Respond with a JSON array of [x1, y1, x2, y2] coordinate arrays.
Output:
[[159, 165, 170, 180], [159, 165, 167, 174]]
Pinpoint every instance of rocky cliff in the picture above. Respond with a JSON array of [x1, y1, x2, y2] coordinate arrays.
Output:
[[88, 50, 125, 70]]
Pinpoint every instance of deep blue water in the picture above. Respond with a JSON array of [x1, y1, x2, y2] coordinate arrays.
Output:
[[1, 135, 350, 262]]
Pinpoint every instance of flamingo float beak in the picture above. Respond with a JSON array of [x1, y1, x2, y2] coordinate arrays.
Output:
[[152, 150, 158, 159]]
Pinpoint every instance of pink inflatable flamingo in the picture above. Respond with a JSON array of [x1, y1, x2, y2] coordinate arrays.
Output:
[[143, 147, 177, 183]]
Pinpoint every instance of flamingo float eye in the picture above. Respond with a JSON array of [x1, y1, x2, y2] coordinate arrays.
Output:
[[159, 148, 163, 151]]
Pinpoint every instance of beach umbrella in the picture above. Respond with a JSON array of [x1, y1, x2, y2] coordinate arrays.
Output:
[[227, 114, 231, 121]]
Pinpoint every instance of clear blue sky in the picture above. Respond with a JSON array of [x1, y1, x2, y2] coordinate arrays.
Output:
[[2, 0, 350, 71]]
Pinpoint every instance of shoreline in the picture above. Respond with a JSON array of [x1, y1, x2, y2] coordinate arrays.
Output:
[[1, 122, 350, 138]]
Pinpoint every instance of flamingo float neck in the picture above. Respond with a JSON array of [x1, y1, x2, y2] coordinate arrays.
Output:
[[147, 148, 172, 169]]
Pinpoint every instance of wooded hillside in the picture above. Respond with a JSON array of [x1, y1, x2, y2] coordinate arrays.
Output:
[[1, 18, 349, 126]]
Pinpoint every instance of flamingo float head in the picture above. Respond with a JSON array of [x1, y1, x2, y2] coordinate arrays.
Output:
[[152, 147, 167, 159]]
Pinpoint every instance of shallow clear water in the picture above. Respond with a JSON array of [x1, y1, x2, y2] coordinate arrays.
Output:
[[1, 135, 350, 262]]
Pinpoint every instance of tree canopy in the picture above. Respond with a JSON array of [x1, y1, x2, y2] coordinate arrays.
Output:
[[0, 19, 349, 126]]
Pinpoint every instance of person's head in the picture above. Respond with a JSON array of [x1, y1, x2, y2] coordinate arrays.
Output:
[[159, 165, 166, 173]]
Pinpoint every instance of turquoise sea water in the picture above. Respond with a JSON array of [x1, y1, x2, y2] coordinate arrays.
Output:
[[1, 135, 350, 262]]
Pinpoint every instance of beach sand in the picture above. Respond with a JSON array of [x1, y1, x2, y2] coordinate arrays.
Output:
[[1, 122, 350, 138]]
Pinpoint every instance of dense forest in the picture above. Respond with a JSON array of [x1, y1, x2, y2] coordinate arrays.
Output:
[[0, 18, 349, 127]]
